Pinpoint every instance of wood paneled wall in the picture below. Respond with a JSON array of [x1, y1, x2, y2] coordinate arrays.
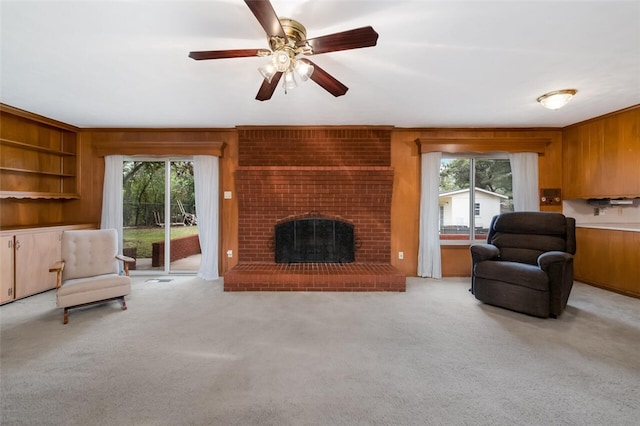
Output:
[[61, 129, 239, 273], [390, 128, 563, 276], [8, 102, 640, 294], [1, 110, 566, 277]]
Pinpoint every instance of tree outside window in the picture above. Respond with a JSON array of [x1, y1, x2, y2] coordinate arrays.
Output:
[[439, 157, 513, 241], [123, 161, 195, 227]]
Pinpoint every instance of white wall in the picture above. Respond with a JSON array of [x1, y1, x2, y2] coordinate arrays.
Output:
[[563, 199, 640, 225]]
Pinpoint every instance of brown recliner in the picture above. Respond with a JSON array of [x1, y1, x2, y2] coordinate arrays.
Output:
[[470, 212, 576, 318]]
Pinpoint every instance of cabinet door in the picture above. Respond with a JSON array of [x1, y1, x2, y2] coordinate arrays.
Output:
[[611, 111, 640, 197], [575, 228, 640, 298], [14, 230, 61, 299], [614, 230, 640, 296], [562, 127, 586, 198], [0, 235, 15, 304], [587, 121, 606, 197], [574, 228, 606, 284]]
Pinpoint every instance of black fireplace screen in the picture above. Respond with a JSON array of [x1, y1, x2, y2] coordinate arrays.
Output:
[[275, 218, 355, 263]]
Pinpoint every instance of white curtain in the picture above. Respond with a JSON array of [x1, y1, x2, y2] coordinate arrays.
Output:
[[509, 152, 540, 211], [101, 155, 124, 253], [193, 155, 219, 280], [417, 152, 442, 278]]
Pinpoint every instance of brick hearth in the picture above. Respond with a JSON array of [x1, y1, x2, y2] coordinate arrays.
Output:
[[224, 263, 406, 292]]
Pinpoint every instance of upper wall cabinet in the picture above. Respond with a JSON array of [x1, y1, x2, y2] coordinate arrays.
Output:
[[563, 107, 640, 199], [0, 104, 79, 199]]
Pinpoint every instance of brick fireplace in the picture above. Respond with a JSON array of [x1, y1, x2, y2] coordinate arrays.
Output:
[[224, 127, 406, 291]]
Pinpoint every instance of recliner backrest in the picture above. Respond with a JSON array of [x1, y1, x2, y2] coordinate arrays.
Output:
[[487, 212, 575, 265], [62, 229, 119, 280]]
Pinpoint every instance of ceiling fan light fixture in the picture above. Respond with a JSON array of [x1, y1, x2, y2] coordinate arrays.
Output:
[[537, 89, 577, 110], [272, 49, 291, 72], [189, 1, 379, 100], [259, 63, 276, 83], [283, 70, 298, 93], [294, 60, 314, 82]]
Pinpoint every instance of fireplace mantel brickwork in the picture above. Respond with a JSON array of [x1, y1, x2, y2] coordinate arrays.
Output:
[[237, 127, 392, 167], [226, 127, 405, 291], [235, 167, 393, 263]]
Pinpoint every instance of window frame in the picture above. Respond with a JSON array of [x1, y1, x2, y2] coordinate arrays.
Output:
[[439, 153, 511, 245]]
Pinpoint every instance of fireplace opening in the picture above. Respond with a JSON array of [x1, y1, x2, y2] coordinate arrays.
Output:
[[275, 217, 355, 263]]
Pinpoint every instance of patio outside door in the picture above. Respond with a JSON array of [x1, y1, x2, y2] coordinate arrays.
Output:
[[122, 159, 200, 274]]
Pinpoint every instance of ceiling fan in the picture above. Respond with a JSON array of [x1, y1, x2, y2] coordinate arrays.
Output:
[[188, 0, 379, 101]]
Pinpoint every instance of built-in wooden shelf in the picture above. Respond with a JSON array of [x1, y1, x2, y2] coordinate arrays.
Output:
[[1, 104, 79, 203], [0, 191, 80, 200], [0, 138, 76, 156], [0, 166, 75, 178]]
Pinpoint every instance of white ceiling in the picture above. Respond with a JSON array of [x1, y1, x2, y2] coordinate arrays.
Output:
[[1, 0, 639, 129]]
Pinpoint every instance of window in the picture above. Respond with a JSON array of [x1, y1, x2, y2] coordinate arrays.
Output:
[[439, 155, 513, 242]]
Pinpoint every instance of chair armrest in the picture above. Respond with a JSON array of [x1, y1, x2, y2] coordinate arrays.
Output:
[[470, 243, 500, 263], [116, 254, 135, 277], [539, 251, 575, 317], [538, 251, 573, 271], [49, 261, 65, 289], [49, 261, 65, 273]]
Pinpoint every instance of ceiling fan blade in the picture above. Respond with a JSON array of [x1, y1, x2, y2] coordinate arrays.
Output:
[[301, 59, 348, 97], [256, 72, 283, 101], [245, 0, 288, 41], [188, 49, 269, 60], [299, 26, 378, 55]]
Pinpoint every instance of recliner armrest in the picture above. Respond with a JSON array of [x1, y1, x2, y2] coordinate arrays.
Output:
[[538, 251, 573, 271], [470, 244, 500, 263]]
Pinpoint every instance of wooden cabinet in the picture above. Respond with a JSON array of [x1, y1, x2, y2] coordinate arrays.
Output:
[[0, 224, 94, 304], [0, 104, 79, 200], [1, 235, 14, 304], [563, 107, 640, 199], [574, 227, 640, 298], [14, 230, 62, 299]]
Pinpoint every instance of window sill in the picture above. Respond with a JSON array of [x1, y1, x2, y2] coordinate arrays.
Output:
[[440, 240, 482, 246]]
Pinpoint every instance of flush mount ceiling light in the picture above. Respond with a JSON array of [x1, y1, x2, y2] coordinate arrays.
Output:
[[537, 89, 578, 110]]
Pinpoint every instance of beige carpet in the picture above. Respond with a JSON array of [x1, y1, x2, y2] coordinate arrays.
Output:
[[1, 277, 639, 425]]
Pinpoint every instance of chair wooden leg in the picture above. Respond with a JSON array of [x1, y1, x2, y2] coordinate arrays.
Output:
[[63, 308, 69, 325], [120, 296, 127, 311]]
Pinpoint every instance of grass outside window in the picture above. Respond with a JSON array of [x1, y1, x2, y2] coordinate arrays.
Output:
[[123, 226, 199, 258]]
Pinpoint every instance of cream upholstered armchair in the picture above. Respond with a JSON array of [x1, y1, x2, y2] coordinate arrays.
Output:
[[49, 229, 134, 324]]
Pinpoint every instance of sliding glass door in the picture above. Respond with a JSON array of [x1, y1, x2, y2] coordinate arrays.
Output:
[[122, 159, 200, 274]]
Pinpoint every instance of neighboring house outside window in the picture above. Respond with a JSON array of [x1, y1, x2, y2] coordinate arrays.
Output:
[[439, 156, 512, 242]]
